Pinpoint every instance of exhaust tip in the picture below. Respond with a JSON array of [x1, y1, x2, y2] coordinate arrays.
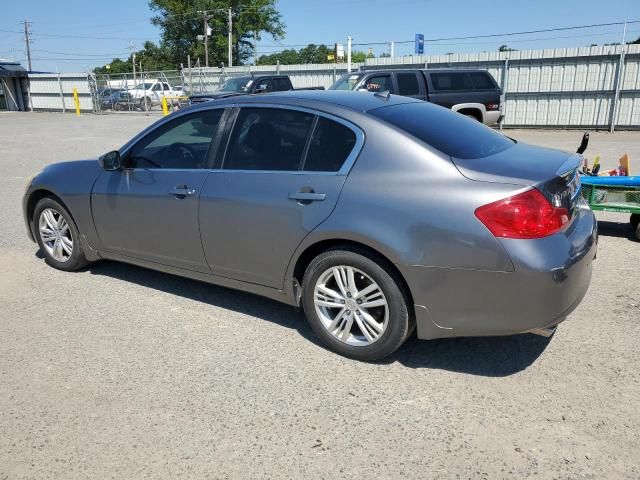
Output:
[[530, 326, 557, 338]]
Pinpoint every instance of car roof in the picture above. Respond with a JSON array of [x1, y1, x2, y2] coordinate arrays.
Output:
[[352, 68, 490, 74], [192, 90, 420, 113]]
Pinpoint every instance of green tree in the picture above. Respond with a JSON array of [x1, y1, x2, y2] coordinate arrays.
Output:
[[94, 41, 176, 74], [350, 51, 367, 63], [149, 0, 285, 67]]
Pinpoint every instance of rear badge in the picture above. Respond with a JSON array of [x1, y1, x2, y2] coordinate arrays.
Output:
[[553, 173, 581, 207]]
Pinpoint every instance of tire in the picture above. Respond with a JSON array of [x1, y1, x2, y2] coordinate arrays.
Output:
[[635, 223, 640, 242], [33, 197, 89, 271], [302, 249, 412, 361], [464, 113, 480, 121], [631, 213, 640, 229], [140, 97, 152, 111]]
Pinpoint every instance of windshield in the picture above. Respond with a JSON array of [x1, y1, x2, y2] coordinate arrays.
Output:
[[218, 76, 253, 92], [370, 102, 514, 159], [330, 74, 364, 91]]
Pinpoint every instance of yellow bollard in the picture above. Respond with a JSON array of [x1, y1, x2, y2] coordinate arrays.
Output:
[[161, 96, 169, 116], [72, 87, 80, 116]]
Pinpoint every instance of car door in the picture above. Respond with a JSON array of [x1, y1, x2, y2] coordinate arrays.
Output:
[[150, 82, 163, 105], [91, 108, 225, 273], [199, 106, 363, 288]]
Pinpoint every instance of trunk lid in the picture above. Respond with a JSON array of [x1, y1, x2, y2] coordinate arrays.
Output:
[[453, 143, 583, 218]]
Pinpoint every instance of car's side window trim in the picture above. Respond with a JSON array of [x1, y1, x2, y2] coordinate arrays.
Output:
[[122, 107, 226, 171], [299, 116, 319, 171], [218, 103, 365, 176]]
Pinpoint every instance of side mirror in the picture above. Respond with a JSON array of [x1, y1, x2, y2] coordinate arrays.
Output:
[[99, 150, 122, 171]]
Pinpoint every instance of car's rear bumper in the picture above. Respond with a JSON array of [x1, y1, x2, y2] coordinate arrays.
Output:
[[401, 202, 597, 339], [483, 110, 503, 125]]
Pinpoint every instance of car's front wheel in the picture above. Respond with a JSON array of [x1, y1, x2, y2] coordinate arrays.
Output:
[[302, 249, 412, 361], [33, 197, 88, 271]]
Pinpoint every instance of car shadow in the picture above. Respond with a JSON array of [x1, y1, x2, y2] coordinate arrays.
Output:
[[597, 220, 638, 242], [50, 256, 551, 377], [386, 333, 552, 377]]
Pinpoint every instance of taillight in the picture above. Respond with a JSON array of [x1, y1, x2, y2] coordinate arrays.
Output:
[[485, 103, 500, 111], [475, 188, 569, 239]]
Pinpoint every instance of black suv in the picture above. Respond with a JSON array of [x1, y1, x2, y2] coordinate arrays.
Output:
[[330, 69, 503, 125]]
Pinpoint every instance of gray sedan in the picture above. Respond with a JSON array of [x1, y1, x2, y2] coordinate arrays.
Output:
[[22, 91, 597, 360]]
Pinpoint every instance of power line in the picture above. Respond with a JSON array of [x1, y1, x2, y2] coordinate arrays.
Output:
[[352, 20, 640, 46]]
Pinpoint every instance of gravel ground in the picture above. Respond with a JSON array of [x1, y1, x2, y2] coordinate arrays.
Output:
[[1, 112, 639, 479]]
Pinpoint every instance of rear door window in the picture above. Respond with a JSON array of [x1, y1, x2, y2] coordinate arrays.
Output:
[[396, 73, 420, 96], [303, 117, 357, 172], [431, 73, 473, 91], [224, 108, 314, 171], [273, 78, 291, 91], [469, 72, 496, 90], [370, 102, 514, 159]]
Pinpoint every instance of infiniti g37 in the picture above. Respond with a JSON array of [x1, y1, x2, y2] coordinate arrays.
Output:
[[23, 91, 597, 360]]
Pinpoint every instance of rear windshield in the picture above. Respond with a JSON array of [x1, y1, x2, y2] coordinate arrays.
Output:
[[369, 102, 514, 159]]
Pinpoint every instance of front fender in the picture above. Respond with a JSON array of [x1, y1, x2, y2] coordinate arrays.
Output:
[[24, 160, 103, 253]]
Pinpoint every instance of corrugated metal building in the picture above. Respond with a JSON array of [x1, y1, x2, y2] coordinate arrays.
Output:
[[0, 60, 29, 111]]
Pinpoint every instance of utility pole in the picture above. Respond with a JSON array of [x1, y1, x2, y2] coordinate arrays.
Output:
[[203, 11, 210, 67], [128, 41, 136, 83], [228, 8, 233, 68], [23, 20, 32, 71]]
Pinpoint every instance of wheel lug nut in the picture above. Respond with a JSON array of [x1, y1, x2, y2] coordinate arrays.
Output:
[[357, 299, 362, 304], [340, 299, 345, 304], [346, 310, 351, 315], [347, 293, 351, 298]]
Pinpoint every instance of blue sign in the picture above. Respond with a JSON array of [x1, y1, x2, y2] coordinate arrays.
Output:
[[415, 34, 424, 55]]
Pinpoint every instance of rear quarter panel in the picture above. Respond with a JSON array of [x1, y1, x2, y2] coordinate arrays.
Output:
[[287, 116, 517, 279]]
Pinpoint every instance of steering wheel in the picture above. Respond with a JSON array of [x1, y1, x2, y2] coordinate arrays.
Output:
[[165, 142, 200, 168]]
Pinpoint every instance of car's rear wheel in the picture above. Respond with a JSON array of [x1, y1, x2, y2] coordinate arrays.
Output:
[[631, 213, 640, 229], [33, 197, 88, 271], [302, 249, 412, 361]]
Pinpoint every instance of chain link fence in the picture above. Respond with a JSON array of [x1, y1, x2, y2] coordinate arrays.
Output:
[[90, 70, 186, 114]]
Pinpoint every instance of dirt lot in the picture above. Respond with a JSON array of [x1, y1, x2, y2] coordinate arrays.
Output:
[[1, 112, 639, 479]]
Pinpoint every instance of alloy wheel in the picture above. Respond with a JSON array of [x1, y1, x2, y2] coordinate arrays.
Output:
[[38, 208, 73, 262], [313, 265, 389, 346]]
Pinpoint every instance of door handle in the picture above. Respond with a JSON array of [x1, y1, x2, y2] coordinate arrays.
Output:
[[288, 192, 326, 202], [168, 186, 196, 197]]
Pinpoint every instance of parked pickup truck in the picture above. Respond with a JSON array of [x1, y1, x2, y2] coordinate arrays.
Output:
[[118, 80, 178, 110], [189, 74, 324, 104], [330, 69, 503, 125]]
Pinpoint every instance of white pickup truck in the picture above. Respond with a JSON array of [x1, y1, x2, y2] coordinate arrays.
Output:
[[117, 80, 177, 110]]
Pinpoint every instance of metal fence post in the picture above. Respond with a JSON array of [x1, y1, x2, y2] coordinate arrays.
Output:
[[500, 58, 509, 130], [187, 55, 193, 94], [276, 60, 280, 74], [57, 71, 66, 113], [610, 21, 628, 133]]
